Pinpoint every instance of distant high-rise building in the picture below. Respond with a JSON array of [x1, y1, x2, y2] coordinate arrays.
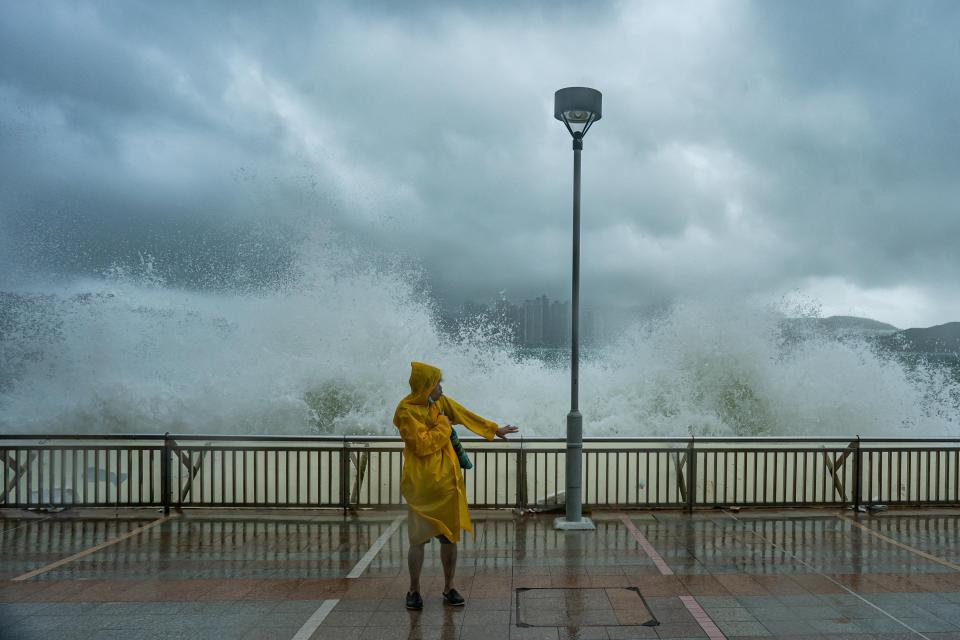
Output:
[[522, 297, 545, 345], [582, 306, 598, 346], [540, 295, 550, 344], [492, 296, 522, 343], [441, 293, 591, 348], [548, 299, 570, 347], [519, 295, 573, 347]]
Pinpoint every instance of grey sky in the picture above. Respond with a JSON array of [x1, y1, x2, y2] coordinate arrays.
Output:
[[2, 0, 959, 328]]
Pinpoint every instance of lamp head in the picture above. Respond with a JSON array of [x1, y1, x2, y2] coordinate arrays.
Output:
[[554, 87, 602, 138]]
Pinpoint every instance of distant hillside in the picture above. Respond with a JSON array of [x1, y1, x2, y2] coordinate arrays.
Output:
[[778, 316, 960, 363], [818, 315, 899, 336], [781, 315, 898, 343], [877, 322, 960, 354]]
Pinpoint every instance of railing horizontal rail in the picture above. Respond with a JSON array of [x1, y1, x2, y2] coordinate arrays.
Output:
[[0, 445, 162, 452], [7, 434, 960, 443]]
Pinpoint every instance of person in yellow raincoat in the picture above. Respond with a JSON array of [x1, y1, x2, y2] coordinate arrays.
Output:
[[393, 361, 518, 610]]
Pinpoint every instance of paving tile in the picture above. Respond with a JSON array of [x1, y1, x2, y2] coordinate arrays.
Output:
[[0, 601, 55, 618], [898, 616, 960, 633], [85, 601, 147, 616], [772, 593, 822, 606], [805, 617, 867, 634], [604, 626, 659, 639], [89, 631, 161, 640], [321, 609, 376, 626], [460, 624, 512, 639], [28, 601, 101, 616], [510, 627, 561, 640], [557, 626, 612, 639], [242, 626, 303, 639], [649, 622, 706, 638], [742, 605, 798, 621], [465, 596, 512, 610], [308, 627, 365, 640], [756, 618, 818, 635], [648, 607, 694, 624], [789, 603, 844, 620], [690, 596, 739, 609], [273, 598, 329, 613], [713, 619, 772, 636], [463, 608, 513, 624], [924, 603, 960, 620], [705, 607, 756, 622], [832, 603, 883, 619], [856, 616, 917, 633], [15, 614, 73, 631]]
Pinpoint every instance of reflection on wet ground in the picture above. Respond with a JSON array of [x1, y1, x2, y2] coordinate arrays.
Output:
[[2, 508, 960, 638]]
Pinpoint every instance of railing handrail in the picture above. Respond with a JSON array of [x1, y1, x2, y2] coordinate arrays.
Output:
[[2, 434, 960, 444]]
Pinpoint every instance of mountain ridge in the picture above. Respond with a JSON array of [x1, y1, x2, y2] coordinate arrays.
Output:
[[783, 316, 960, 356]]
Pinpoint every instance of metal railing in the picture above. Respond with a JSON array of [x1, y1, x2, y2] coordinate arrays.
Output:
[[2, 435, 959, 512]]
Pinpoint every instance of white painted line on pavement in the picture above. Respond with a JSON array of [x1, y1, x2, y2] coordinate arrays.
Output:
[[620, 514, 726, 638], [619, 514, 674, 575], [291, 598, 339, 640], [346, 514, 405, 579], [12, 514, 174, 581], [838, 513, 960, 571], [679, 595, 728, 640], [725, 510, 932, 640]]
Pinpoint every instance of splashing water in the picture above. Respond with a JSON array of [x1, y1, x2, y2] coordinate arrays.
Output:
[[1, 236, 958, 437], [589, 302, 960, 437]]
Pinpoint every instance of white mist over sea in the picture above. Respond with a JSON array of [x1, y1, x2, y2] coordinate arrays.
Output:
[[1, 232, 959, 437]]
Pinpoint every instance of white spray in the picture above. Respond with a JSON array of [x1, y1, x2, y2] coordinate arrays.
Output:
[[1, 234, 958, 437]]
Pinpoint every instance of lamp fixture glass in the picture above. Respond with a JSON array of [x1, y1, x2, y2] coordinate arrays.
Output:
[[563, 110, 592, 122], [554, 87, 602, 138]]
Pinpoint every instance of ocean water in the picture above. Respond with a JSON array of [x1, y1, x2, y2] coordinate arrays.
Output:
[[2, 238, 959, 438]]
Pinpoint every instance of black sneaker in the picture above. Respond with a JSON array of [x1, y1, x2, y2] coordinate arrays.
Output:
[[442, 588, 465, 606], [405, 591, 423, 610]]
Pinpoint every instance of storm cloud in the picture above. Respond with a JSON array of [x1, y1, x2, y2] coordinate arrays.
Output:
[[2, 0, 959, 327]]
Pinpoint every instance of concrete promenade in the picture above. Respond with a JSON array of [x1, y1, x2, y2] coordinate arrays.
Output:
[[3, 508, 960, 639]]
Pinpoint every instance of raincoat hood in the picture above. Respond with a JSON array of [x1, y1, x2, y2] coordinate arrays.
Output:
[[405, 361, 442, 406]]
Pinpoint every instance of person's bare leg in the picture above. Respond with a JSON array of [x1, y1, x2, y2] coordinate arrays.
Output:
[[408, 542, 425, 593], [440, 542, 457, 593]]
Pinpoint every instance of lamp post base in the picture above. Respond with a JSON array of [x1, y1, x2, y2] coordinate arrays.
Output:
[[553, 516, 596, 531]]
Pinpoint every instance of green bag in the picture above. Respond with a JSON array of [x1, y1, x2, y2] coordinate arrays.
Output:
[[450, 429, 473, 470]]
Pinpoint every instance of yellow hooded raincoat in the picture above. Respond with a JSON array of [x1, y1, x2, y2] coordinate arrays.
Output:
[[393, 362, 498, 544]]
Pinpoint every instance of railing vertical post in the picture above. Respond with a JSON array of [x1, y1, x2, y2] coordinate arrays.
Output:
[[340, 436, 349, 514], [686, 437, 696, 513], [516, 437, 526, 511], [853, 436, 862, 511], [162, 433, 172, 516]]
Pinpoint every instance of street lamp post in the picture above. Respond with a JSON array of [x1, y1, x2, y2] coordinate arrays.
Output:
[[553, 87, 601, 531]]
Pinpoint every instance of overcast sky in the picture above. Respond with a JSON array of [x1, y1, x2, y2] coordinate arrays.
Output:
[[2, 0, 959, 328]]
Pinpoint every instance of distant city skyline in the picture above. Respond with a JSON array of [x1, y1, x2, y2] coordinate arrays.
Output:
[[442, 289, 960, 335], [441, 293, 630, 347]]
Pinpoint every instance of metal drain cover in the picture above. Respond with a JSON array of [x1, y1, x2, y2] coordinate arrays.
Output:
[[515, 587, 658, 627]]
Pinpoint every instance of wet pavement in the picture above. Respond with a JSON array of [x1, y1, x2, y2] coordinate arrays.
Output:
[[3, 508, 960, 639]]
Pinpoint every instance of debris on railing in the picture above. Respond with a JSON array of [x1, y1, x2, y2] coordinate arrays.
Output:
[[349, 446, 370, 506], [821, 440, 858, 502]]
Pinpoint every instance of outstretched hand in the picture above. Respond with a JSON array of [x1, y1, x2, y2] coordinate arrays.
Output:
[[495, 424, 519, 440]]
